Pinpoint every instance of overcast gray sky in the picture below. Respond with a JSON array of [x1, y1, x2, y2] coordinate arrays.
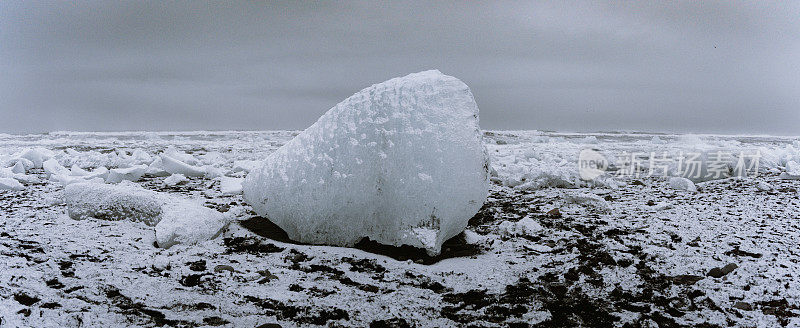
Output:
[[2, 1, 798, 134]]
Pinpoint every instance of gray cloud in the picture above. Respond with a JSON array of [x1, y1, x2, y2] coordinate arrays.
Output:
[[2, 1, 798, 134]]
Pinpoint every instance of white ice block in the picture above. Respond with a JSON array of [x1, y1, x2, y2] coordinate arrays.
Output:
[[243, 70, 488, 255], [64, 183, 228, 248]]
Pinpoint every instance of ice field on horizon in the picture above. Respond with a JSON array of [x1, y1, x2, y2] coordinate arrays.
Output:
[[2, 129, 799, 186]]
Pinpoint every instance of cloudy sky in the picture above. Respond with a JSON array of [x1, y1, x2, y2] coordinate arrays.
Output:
[[2, 1, 798, 134]]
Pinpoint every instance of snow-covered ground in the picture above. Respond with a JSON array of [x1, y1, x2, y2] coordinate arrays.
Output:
[[1, 130, 800, 327]]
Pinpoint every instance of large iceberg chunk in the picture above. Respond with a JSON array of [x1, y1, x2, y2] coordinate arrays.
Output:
[[243, 70, 489, 255]]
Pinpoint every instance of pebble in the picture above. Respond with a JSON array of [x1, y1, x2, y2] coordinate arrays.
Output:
[[732, 301, 752, 311], [214, 265, 235, 273], [707, 263, 738, 278]]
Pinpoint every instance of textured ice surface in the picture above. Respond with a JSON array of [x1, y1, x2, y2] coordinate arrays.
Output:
[[163, 173, 188, 186], [565, 192, 611, 212], [203, 165, 224, 179], [18, 147, 53, 168], [244, 70, 489, 255], [163, 145, 200, 165], [65, 182, 167, 226], [779, 172, 800, 180], [69, 164, 90, 176], [84, 166, 109, 180], [499, 217, 544, 237], [219, 176, 243, 195], [42, 158, 69, 177], [161, 154, 206, 177], [154, 200, 229, 248], [784, 160, 800, 176], [51, 173, 102, 186], [232, 160, 259, 173], [64, 183, 228, 247], [146, 157, 170, 176], [106, 165, 147, 183], [756, 181, 774, 191], [11, 160, 26, 174], [0, 177, 24, 191], [669, 176, 697, 192]]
